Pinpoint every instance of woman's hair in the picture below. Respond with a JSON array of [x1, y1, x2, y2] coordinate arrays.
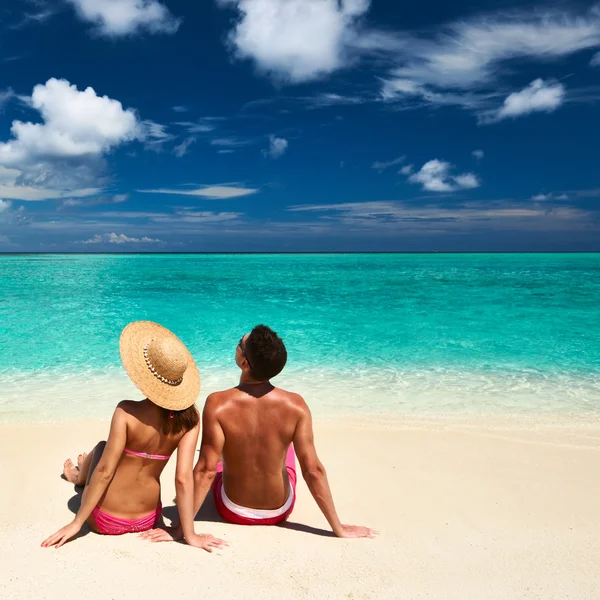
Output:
[[160, 404, 200, 436]]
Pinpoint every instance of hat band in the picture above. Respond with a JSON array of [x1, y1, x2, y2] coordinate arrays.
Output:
[[143, 342, 184, 387]]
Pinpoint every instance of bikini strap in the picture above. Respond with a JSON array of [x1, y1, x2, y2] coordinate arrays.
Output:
[[123, 448, 171, 461]]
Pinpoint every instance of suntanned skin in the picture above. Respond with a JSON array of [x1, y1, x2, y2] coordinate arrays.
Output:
[[41, 399, 227, 552], [143, 334, 377, 542]]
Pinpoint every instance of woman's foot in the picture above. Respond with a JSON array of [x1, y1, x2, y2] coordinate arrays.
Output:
[[77, 453, 88, 470], [63, 459, 79, 484]]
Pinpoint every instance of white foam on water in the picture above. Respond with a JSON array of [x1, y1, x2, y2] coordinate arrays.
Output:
[[1, 365, 599, 423]]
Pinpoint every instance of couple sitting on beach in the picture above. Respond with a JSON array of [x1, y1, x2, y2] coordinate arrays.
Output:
[[42, 322, 376, 551]]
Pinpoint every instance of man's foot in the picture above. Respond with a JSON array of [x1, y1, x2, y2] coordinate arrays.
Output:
[[77, 453, 88, 470], [63, 459, 79, 483]]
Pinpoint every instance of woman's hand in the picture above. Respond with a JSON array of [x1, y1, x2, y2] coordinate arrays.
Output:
[[140, 524, 184, 543], [41, 520, 83, 549], [185, 532, 229, 553]]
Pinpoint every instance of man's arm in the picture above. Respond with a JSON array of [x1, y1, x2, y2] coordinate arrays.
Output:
[[293, 399, 376, 539]]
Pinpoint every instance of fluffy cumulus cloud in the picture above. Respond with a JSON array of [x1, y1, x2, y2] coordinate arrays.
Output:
[[0, 79, 161, 199], [66, 0, 180, 36], [263, 135, 288, 159], [216, 1, 600, 125], [0, 78, 140, 164], [407, 160, 480, 192], [481, 79, 565, 124], [80, 232, 162, 244], [216, 0, 370, 82]]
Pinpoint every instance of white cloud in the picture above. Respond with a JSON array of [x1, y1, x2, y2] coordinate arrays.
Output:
[[400, 164, 413, 175], [372, 156, 404, 171], [0, 199, 12, 213], [216, 0, 371, 82], [382, 7, 600, 92], [66, 0, 180, 36], [79, 232, 162, 244], [172, 105, 188, 113], [379, 6, 600, 119], [263, 135, 288, 159], [481, 79, 565, 123], [532, 193, 552, 202], [0, 78, 140, 164], [0, 78, 155, 200], [472, 149, 484, 160], [408, 159, 480, 192], [62, 193, 130, 207], [173, 137, 196, 157], [151, 210, 243, 224], [138, 185, 258, 199], [286, 200, 594, 233], [0, 89, 15, 109], [211, 137, 251, 148], [175, 118, 224, 134], [531, 192, 569, 202], [591, 51, 600, 66], [0, 185, 101, 201]]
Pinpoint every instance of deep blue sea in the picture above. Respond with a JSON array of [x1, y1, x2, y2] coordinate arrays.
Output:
[[0, 253, 599, 422]]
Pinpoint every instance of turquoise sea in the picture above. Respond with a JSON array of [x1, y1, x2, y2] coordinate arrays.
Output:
[[1, 253, 599, 422]]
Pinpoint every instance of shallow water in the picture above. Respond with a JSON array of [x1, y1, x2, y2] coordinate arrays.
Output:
[[1, 253, 599, 422]]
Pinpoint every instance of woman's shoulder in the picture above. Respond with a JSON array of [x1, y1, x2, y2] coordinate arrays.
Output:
[[115, 399, 147, 418]]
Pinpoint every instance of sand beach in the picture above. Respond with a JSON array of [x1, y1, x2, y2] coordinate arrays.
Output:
[[2, 417, 599, 600]]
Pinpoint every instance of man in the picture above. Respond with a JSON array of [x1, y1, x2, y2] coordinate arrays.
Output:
[[145, 325, 376, 545]]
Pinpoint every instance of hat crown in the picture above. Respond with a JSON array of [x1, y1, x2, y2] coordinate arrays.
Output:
[[147, 337, 188, 381]]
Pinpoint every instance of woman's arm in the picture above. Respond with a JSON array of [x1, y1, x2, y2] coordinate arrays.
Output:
[[41, 405, 128, 548], [175, 420, 227, 552]]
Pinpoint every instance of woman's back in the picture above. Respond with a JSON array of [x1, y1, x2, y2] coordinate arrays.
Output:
[[99, 399, 186, 518]]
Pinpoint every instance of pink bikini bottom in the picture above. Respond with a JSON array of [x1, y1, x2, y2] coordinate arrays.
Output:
[[91, 503, 162, 535]]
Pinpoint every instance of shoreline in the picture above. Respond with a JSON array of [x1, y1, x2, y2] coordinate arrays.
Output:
[[2, 411, 600, 429]]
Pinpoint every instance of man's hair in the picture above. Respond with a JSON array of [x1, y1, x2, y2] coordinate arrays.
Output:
[[245, 325, 287, 381]]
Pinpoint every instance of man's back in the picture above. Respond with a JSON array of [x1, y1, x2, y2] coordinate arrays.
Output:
[[210, 383, 304, 509]]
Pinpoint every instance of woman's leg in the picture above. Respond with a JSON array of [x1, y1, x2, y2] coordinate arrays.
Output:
[[62, 441, 106, 487]]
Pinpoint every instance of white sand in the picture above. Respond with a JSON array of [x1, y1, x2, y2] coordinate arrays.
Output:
[[1, 418, 600, 599]]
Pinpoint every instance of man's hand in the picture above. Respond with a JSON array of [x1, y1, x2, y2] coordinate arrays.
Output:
[[41, 520, 83, 548], [185, 532, 229, 552], [140, 524, 184, 543], [334, 524, 378, 539]]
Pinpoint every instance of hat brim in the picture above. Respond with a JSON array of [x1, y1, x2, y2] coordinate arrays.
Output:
[[120, 321, 200, 411]]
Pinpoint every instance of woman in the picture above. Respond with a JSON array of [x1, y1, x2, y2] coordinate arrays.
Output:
[[41, 321, 226, 552]]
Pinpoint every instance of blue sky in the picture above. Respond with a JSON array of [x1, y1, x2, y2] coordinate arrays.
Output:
[[0, 0, 599, 251]]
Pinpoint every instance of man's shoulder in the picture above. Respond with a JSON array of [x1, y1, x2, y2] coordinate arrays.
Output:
[[272, 387, 308, 411]]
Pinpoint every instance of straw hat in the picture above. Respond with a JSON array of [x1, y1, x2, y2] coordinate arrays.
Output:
[[120, 321, 200, 411]]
